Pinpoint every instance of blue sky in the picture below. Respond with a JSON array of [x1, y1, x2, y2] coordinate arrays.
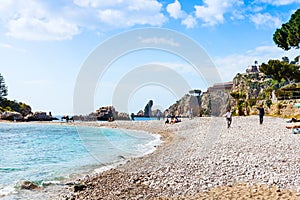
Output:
[[0, 0, 299, 115]]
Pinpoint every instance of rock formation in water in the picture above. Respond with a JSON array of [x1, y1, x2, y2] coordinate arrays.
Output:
[[144, 100, 153, 117], [25, 112, 57, 121]]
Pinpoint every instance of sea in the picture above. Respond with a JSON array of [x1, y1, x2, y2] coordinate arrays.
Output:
[[0, 122, 161, 199]]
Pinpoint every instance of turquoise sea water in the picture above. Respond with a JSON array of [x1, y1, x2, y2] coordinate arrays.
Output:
[[0, 122, 160, 198]]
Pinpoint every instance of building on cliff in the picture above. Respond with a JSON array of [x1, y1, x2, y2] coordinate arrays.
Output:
[[246, 65, 259, 73], [207, 82, 233, 93]]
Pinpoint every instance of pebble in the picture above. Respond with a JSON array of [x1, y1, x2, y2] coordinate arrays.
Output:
[[42, 116, 300, 199]]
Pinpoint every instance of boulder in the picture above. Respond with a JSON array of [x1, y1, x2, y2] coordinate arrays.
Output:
[[74, 184, 87, 192], [1, 111, 23, 121], [20, 181, 39, 190], [24, 112, 53, 121]]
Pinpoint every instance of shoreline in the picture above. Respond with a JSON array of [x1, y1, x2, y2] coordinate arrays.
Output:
[[0, 120, 168, 199], [55, 116, 300, 199], [2, 116, 300, 199]]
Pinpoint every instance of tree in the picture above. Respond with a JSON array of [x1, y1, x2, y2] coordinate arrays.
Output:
[[230, 91, 246, 116], [273, 9, 300, 50], [0, 73, 8, 100], [260, 59, 300, 83], [282, 56, 289, 63]]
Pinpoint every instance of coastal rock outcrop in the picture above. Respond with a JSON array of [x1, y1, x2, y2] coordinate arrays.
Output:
[[167, 94, 200, 117], [144, 100, 153, 117], [231, 72, 273, 101], [73, 106, 130, 121], [24, 112, 56, 121], [0, 111, 23, 121], [200, 89, 231, 116], [96, 106, 130, 121], [200, 70, 273, 116]]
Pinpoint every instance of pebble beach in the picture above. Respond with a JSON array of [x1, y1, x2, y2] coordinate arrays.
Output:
[[54, 116, 300, 199]]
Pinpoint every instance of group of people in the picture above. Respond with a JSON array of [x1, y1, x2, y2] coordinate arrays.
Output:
[[165, 113, 181, 124], [225, 105, 265, 128]]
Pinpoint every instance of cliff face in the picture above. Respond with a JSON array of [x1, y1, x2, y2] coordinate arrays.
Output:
[[200, 90, 232, 116], [166, 94, 200, 117], [231, 72, 273, 100], [166, 69, 300, 118], [167, 71, 274, 117]]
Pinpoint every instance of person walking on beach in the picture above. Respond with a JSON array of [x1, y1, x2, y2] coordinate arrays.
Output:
[[225, 109, 232, 128], [257, 105, 265, 124]]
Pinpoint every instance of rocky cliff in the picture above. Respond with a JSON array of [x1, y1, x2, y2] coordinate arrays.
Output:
[[229, 72, 274, 115], [166, 70, 278, 117], [200, 90, 232, 116], [166, 94, 200, 117], [231, 72, 273, 101]]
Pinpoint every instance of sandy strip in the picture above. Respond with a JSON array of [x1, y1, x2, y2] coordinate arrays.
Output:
[[40, 116, 300, 199]]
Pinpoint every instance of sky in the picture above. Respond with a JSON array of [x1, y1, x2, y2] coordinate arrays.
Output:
[[0, 0, 299, 115]]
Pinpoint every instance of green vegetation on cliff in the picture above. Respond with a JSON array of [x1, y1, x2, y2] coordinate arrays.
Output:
[[0, 73, 32, 116], [0, 73, 8, 100], [260, 59, 300, 83]]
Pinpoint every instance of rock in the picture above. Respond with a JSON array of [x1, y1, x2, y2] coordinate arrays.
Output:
[[74, 184, 87, 192], [144, 100, 153, 117], [24, 112, 54, 121], [20, 181, 39, 190], [167, 94, 201, 117], [1, 111, 23, 121]]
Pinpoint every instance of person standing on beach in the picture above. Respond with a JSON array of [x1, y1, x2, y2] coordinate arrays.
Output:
[[257, 105, 265, 124], [225, 109, 232, 128]]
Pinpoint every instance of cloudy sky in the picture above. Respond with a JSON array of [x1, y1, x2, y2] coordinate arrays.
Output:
[[0, 0, 299, 115]]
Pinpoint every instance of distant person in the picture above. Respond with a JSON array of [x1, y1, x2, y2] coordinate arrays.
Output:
[[190, 108, 193, 119], [187, 109, 191, 119], [156, 112, 161, 120], [287, 117, 300, 123], [165, 118, 169, 124], [131, 113, 135, 121], [175, 116, 181, 123], [257, 105, 265, 124], [225, 109, 232, 128]]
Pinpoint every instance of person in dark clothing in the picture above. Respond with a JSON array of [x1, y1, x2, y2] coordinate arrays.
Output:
[[225, 109, 232, 128], [131, 113, 135, 121], [257, 105, 265, 124], [286, 117, 300, 123]]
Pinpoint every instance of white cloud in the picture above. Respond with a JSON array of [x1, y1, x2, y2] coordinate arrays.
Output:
[[181, 15, 197, 29], [6, 16, 79, 41], [73, 0, 123, 8], [75, 0, 167, 28], [0, 0, 80, 41], [250, 13, 282, 28], [256, 0, 300, 6], [139, 37, 180, 47], [194, 0, 244, 26], [230, 10, 245, 20], [166, 0, 198, 29], [166, 0, 184, 19], [214, 45, 300, 81]]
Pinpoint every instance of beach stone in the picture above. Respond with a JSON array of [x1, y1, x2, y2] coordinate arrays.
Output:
[[73, 184, 87, 192], [20, 181, 39, 190], [40, 116, 300, 199]]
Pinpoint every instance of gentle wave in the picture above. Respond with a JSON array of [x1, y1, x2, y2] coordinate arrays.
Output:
[[0, 122, 161, 198], [0, 168, 24, 172]]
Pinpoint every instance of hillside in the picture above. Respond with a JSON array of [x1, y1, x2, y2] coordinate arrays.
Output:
[[166, 65, 300, 118]]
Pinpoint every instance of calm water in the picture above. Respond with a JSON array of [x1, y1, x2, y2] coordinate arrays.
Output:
[[0, 122, 160, 198]]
